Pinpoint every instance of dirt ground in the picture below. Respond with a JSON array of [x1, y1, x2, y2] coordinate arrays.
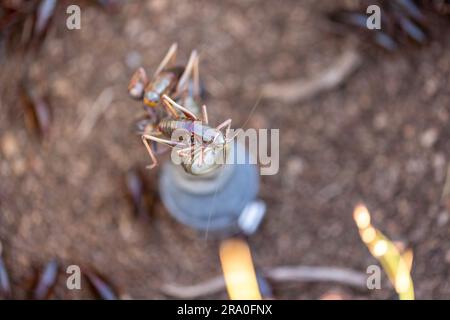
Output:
[[0, 0, 450, 299]]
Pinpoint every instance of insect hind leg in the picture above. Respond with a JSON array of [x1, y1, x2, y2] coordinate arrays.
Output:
[[154, 43, 178, 77]]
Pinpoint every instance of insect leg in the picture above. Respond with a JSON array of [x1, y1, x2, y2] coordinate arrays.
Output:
[[162, 99, 180, 119], [225, 129, 240, 143], [141, 135, 159, 169], [154, 43, 178, 77], [201, 104, 208, 124], [177, 145, 195, 157], [162, 94, 198, 120], [142, 134, 184, 148], [142, 133, 185, 169], [216, 118, 231, 132], [194, 135, 205, 165], [216, 118, 232, 141], [176, 50, 198, 94], [193, 54, 200, 98]]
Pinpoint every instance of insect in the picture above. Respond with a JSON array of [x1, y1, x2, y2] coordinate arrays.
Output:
[[140, 95, 237, 175], [128, 43, 201, 116]]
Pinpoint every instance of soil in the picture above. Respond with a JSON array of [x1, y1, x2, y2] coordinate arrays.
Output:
[[0, 0, 449, 299]]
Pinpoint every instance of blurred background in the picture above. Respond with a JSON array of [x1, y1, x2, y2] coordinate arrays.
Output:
[[0, 0, 449, 299]]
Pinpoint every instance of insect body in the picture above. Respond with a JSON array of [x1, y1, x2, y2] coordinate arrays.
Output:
[[141, 95, 235, 175], [142, 66, 184, 107], [157, 119, 215, 142], [128, 43, 200, 114]]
